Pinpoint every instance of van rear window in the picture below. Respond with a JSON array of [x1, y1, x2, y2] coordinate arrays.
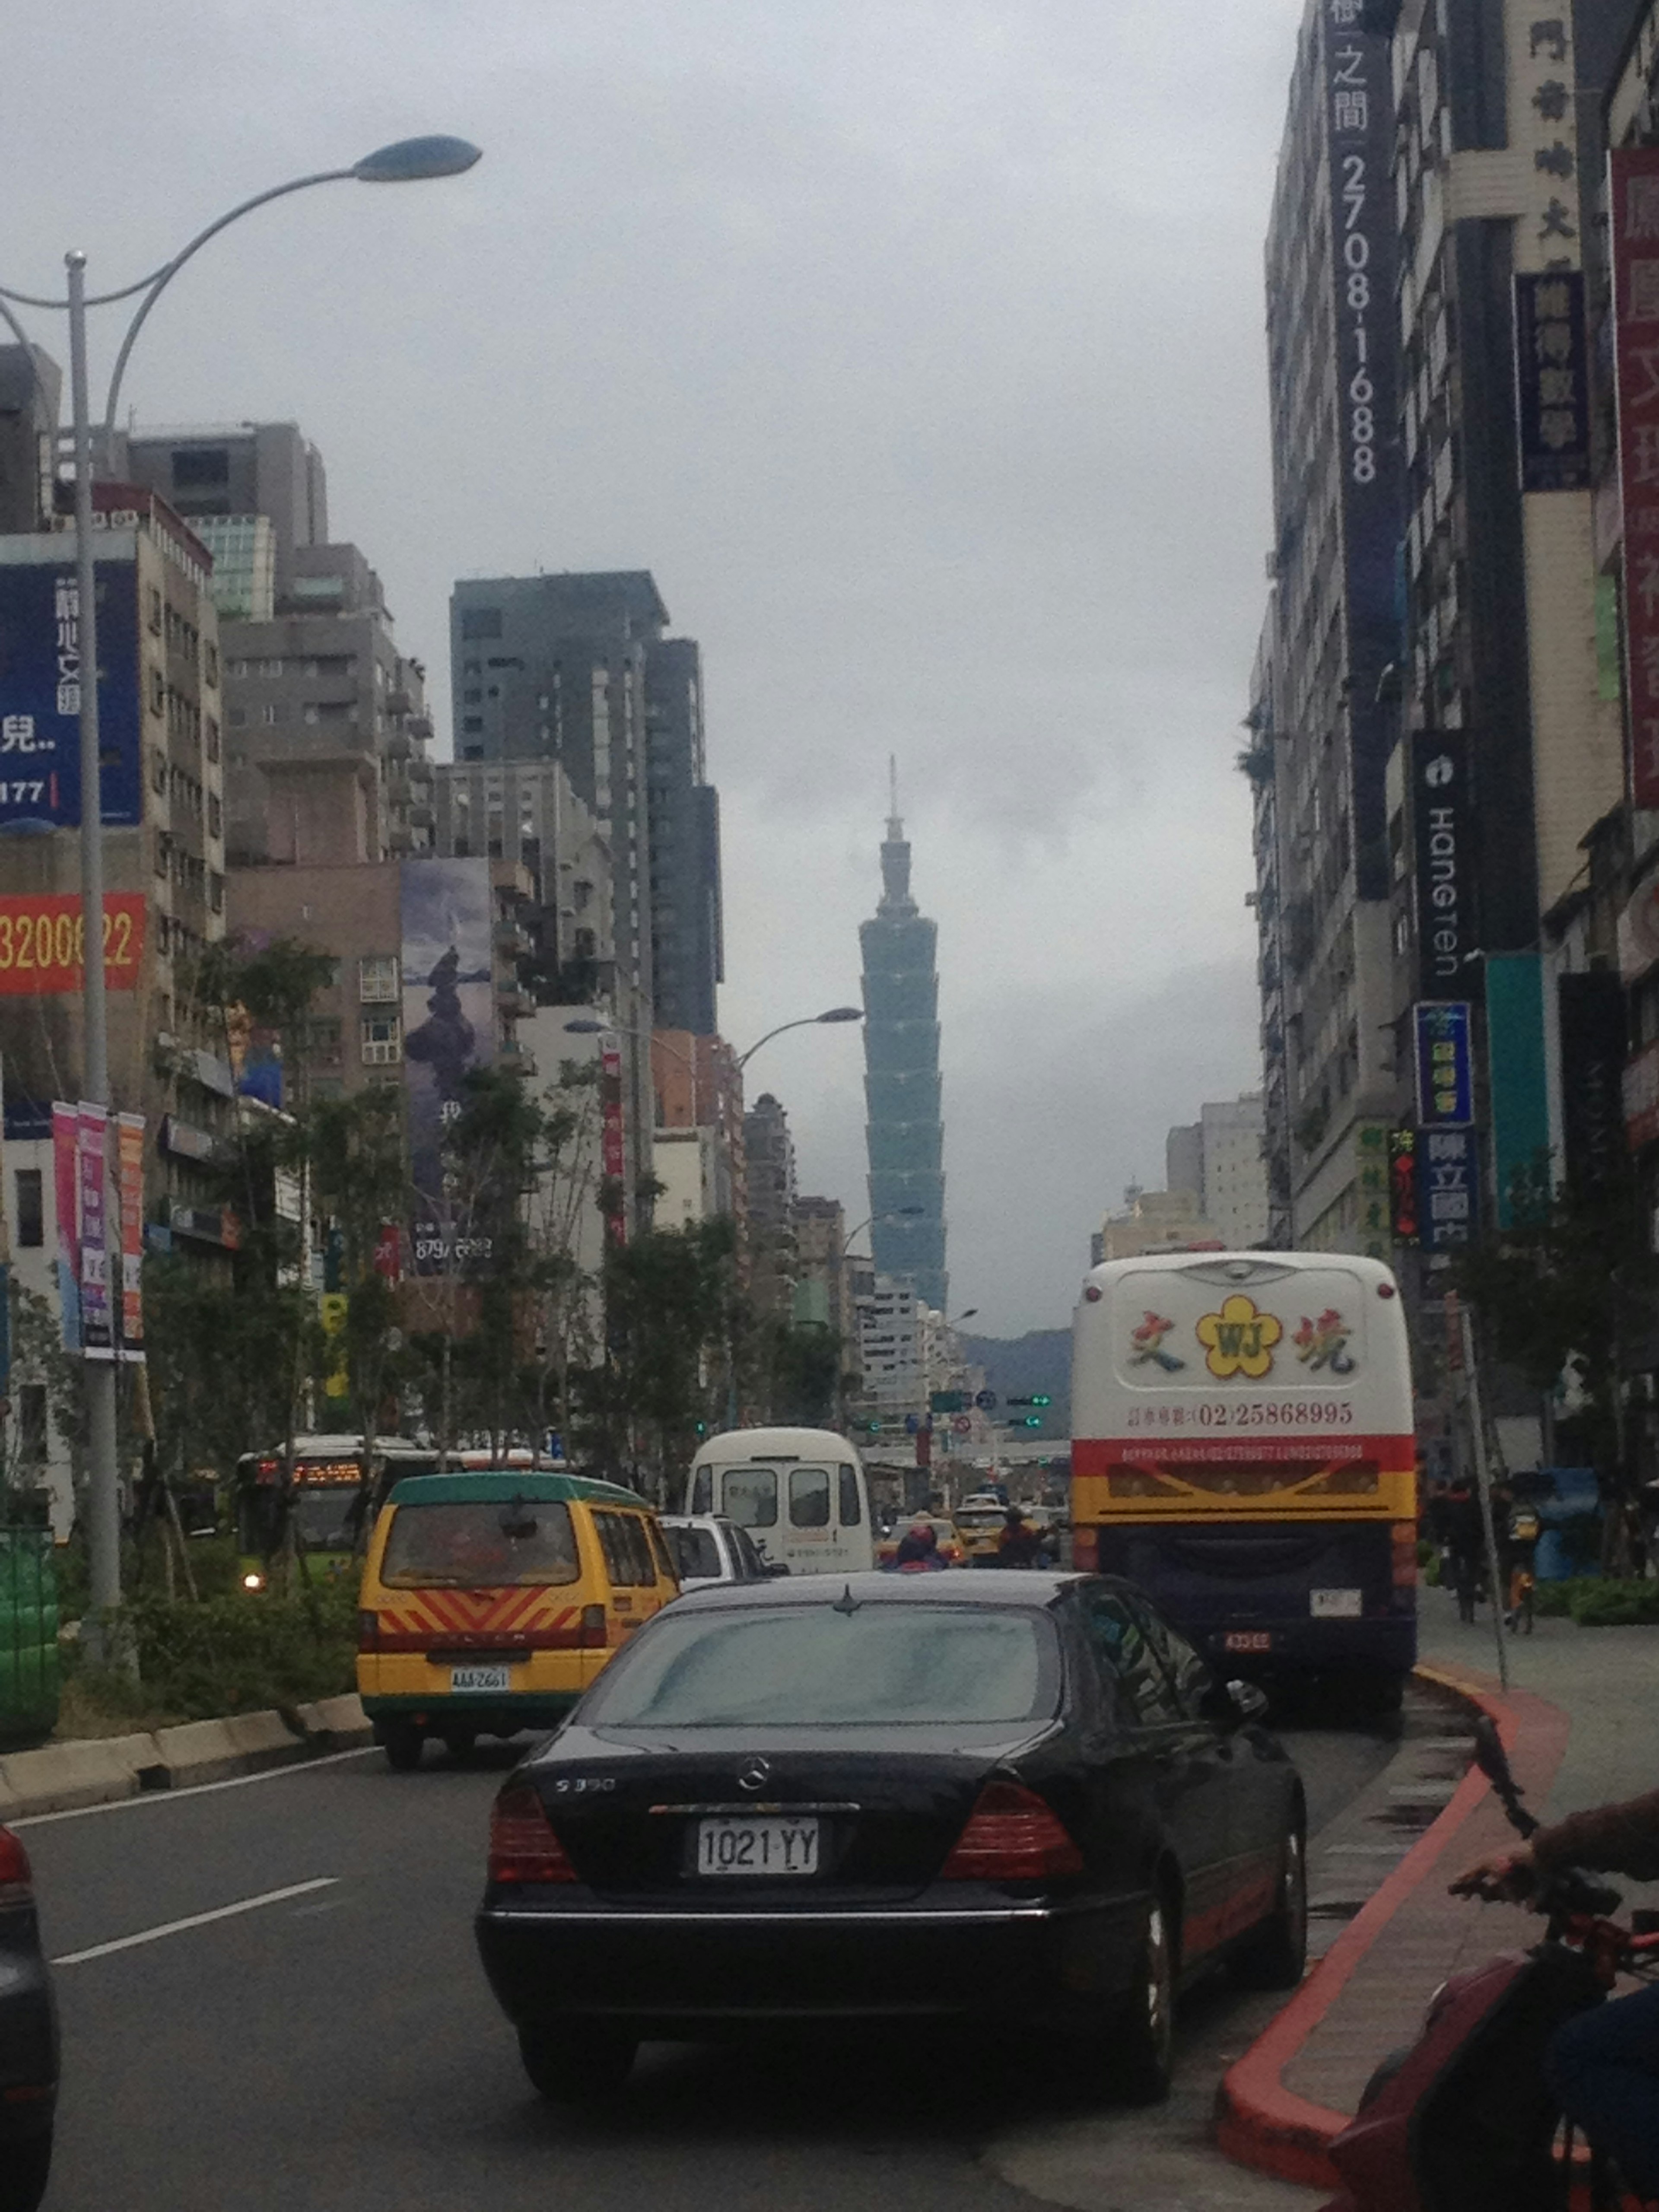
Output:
[[381, 1500, 578, 1588]]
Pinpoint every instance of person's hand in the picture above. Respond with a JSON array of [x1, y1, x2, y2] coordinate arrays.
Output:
[[1449, 1844, 1538, 1901]]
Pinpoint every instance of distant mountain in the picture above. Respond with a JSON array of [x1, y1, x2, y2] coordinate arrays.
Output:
[[958, 1329, 1070, 1443]]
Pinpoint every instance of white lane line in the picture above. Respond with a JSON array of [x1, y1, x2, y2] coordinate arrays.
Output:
[[51, 1877, 338, 1966], [11, 1745, 378, 1830]]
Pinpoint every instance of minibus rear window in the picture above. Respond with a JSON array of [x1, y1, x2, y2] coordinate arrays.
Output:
[[722, 1468, 778, 1528], [381, 1501, 579, 1588]]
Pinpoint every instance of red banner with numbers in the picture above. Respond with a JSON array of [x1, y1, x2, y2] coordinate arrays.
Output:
[[0, 893, 145, 994], [1612, 147, 1659, 807]]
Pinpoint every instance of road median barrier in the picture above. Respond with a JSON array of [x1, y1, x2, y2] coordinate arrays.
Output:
[[151, 1710, 306, 1789], [1214, 1660, 1570, 2190], [0, 1731, 167, 1815], [292, 1693, 373, 1750]]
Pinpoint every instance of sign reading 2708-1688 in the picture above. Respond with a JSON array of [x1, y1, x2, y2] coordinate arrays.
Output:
[[0, 558, 142, 832]]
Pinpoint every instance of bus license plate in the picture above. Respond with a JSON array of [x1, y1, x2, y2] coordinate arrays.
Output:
[[1310, 1589, 1363, 1619], [696, 1816, 820, 1877], [1224, 1631, 1273, 1654], [449, 1664, 512, 1693]]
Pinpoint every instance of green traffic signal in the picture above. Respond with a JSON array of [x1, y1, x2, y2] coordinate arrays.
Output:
[[1022, 1416, 1042, 1429], [1032, 1394, 1052, 1407]]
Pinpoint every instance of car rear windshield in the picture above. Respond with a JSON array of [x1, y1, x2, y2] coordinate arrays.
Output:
[[380, 1500, 579, 1588], [669, 1526, 723, 1580], [583, 1603, 1058, 1726]]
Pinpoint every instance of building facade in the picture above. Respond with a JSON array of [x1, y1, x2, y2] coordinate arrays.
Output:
[[859, 792, 947, 1309], [1166, 1093, 1271, 1248], [742, 1092, 797, 1322]]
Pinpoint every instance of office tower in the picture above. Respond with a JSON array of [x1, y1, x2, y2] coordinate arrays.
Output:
[[859, 779, 947, 1310]]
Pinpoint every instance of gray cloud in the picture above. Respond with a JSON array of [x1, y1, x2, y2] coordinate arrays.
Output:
[[5, 0, 1304, 1332]]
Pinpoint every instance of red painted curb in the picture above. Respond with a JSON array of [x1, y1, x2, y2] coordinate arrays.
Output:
[[1214, 1660, 1572, 2192]]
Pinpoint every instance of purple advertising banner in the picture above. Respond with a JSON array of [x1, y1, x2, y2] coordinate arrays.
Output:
[[77, 1100, 114, 1360], [401, 858, 495, 1274], [51, 1102, 79, 1352]]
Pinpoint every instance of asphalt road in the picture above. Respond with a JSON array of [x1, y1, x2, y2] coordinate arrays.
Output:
[[22, 1722, 1394, 2212]]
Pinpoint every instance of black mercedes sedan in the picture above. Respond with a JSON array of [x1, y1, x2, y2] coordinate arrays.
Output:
[[475, 1571, 1306, 2106], [0, 1824, 57, 2212]]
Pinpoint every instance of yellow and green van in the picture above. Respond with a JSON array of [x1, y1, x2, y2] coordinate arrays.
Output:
[[356, 1471, 678, 1769]]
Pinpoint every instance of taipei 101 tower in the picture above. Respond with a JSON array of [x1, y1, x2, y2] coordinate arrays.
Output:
[[859, 765, 947, 1309]]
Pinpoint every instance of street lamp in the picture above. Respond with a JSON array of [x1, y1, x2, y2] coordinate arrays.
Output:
[[0, 133, 481, 1664], [737, 1005, 863, 1072]]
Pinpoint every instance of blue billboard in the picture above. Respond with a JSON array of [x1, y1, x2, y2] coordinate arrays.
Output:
[[0, 555, 142, 833]]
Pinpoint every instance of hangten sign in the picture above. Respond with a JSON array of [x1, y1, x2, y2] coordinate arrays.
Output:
[[1411, 734, 1471, 1000], [1611, 146, 1659, 808]]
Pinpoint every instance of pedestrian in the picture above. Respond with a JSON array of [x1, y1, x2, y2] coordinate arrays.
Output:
[[995, 1505, 1043, 1569], [1442, 1478, 1484, 1621]]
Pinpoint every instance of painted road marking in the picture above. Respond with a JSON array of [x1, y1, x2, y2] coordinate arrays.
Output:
[[51, 1878, 338, 1966], [11, 1746, 378, 1830]]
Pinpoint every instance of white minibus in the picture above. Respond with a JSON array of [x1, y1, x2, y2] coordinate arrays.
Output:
[[683, 1428, 875, 1576]]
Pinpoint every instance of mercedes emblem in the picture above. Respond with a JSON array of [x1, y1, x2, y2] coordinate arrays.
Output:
[[737, 1755, 772, 1794]]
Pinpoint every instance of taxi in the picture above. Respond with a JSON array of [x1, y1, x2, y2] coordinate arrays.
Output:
[[356, 1470, 678, 1769]]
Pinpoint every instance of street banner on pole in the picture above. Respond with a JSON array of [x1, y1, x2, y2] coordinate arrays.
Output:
[[117, 1112, 144, 1361], [76, 1101, 114, 1360], [1611, 146, 1659, 807], [51, 1102, 80, 1352]]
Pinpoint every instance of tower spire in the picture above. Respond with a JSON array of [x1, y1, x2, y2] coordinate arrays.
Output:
[[888, 753, 900, 836], [879, 761, 913, 912]]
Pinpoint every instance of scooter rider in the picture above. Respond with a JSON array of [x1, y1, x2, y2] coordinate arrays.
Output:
[[1456, 1787, 1659, 2199]]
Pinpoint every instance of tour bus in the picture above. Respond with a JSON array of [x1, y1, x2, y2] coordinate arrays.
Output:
[[683, 1427, 875, 1576], [235, 1435, 442, 1590], [1071, 1251, 1416, 1712]]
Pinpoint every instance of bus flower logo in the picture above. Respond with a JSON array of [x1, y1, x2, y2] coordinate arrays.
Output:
[[1129, 1312, 1186, 1373], [1293, 1309, 1356, 1375], [1196, 1295, 1282, 1379]]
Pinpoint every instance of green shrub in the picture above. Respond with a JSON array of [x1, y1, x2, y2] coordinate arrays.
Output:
[[1568, 1578, 1659, 1628], [1532, 1580, 1575, 1617], [111, 1582, 358, 1719]]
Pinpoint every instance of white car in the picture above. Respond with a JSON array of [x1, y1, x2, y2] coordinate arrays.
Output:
[[660, 1513, 782, 1592]]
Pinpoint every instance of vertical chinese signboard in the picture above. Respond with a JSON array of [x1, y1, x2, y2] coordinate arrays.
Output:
[[117, 1113, 144, 1361], [1611, 147, 1659, 807], [1323, 0, 1403, 900], [1413, 1001, 1474, 1126], [1514, 271, 1591, 491], [1422, 1130, 1478, 1252], [77, 1103, 114, 1361], [1388, 1128, 1420, 1245], [51, 1103, 79, 1352], [1354, 1121, 1390, 1260], [600, 1033, 627, 1246]]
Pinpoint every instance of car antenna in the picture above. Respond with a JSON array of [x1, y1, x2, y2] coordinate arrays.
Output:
[[832, 1582, 861, 1616]]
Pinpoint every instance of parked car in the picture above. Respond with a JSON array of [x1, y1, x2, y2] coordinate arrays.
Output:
[[660, 1514, 779, 1592], [475, 1571, 1306, 2107], [0, 1824, 57, 2212]]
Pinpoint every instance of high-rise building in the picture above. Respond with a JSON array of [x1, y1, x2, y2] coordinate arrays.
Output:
[[743, 1092, 797, 1322], [859, 783, 947, 1310], [0, 346, 60, 535], [121, 423, 434, 866], [432, 755, 610, 1004], [449, 571, 723, 1025], [1165, 1093, 1270, 1249], [645, 636, 722, 1036], [1251, 0, 1407, 1259]]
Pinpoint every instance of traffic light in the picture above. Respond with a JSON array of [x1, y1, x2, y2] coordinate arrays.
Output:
[[694, 1420, 708, 1437], [866, 1419, 882, 1433], [1021, 1415, 1042, 1429], [1032, 1394, 1052, 1407]]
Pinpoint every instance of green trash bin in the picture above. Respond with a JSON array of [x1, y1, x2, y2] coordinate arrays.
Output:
[[0, 1527, 60, 1742]]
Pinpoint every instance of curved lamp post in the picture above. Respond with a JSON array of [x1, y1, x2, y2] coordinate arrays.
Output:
[[0, 134, 481, 1663], [737, 1005, 862, 1072]]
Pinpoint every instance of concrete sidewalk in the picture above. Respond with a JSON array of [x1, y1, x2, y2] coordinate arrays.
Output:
[[1221, 1584, 1659, 2187]]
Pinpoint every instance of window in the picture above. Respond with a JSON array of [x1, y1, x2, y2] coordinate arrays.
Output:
[[358, 955, 400, 1003], [462, 717, 484, 734], [360, 1013, 402, 1065], [691, 1465, 713, 1514], [1080, 1589, 1183, 1730], [171, 446, 230, 488], [303, 1018, 342, 1064], [789, 1466, 831, 1528], [584, 1607, 1058, 1729], [721, 1467, 777, 1529], [146, 586, 162, 636], [18, 1383, 46, 1468], [260, 704, 280, 726], [838, 1464, 863, 1526], [461, 607, 503, 641], [594, 1510, 654, 1588], [208, 795, 222, 839], [204, 643, 218, 688], [227, 708, 246, 728], [204, 715, 220, 763], [13, 1170, 43, 1249], [150, 748, 167, 796], [669, 1525, 721, 1580], [1130, 1597, 1213, 1719], [148, 668, 165, 716], [381, 1499, 578, 1589]]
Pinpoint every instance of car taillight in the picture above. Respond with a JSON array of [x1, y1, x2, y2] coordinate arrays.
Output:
[[488, 1786, 578, 1884], [357, 1609, 380, 1650], [0, 1828, 34, 1909], [941, 1780, 1083, 1881], [1071, 1527, 1099, 1572], [1391, 1522, 1418, 1587], [579, 1603, 608, 1647]]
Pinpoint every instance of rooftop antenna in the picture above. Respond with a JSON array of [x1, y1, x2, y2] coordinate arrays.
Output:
[[887, 753, 900, 835]]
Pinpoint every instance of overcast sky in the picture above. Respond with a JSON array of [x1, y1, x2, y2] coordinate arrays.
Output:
[[8, 1, 1306, 1336]]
